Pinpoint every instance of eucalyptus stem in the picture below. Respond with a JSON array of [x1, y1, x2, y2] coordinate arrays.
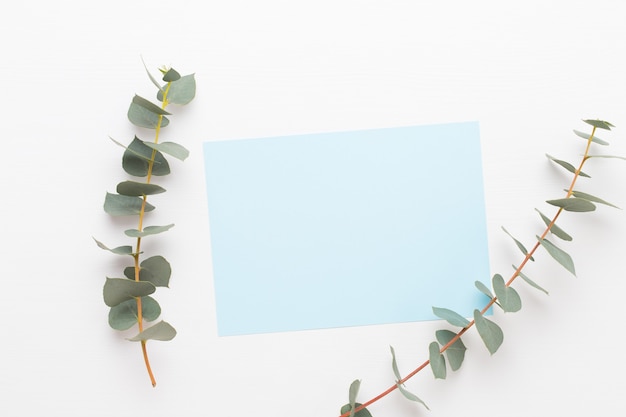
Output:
[[340, 125, 600, 417], [133, 82, 172, 387], [97, 62, 195, 387]]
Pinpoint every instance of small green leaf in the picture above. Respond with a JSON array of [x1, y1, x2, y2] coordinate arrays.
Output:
[[573, 129, 609, 145], [492, 274, 522, 313], [428, 341, 446, 379], [103, 277, 156, 307], [128, 97, 171, 129], [390, 346, 429, 409], [475, 280, 494, 299], [116, 181, 166, 196], [348, 379, 360, 417], [435, 330, 466, 371], [158, 74, 196, 105], [535, 209, 572, 241], [123, 137, 171, 177], [143, 141, 190, 161], [546, 154, 591, 177], [124, 224, 175, 238], [396, 384, 429, 409], [103, 192, 155, 216], [512, 265, 549, 295], [501, 226, 534, 261], [432, 306, 470, 327], [583, 119, 614, 130], [162, 68, 181, 82], [586, 154, 626, 161], [474, 310, 504, 355], [132, 95, 171, 115], [568, 190, 620, 209], [123, 265, 152, 282], [537, 236, 576, 276], [93, 238, 133, 256], [108, 296, 161, 330], [141, 56, 164, 92], [340, 403, 373, 417], [128, 320, 176, 342], [124, 257, 172, 287], [546, 197, 596, 212]]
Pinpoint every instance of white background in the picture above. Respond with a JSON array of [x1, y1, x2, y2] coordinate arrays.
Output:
[[1, 1, 625, 416]]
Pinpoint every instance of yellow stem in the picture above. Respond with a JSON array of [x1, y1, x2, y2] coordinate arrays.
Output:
[[133, 79, 172, 388]]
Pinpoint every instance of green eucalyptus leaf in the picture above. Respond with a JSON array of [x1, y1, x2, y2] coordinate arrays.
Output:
[[475, 280, 494, 299], [103, 277, 156, 307], [348, 379, 360, 417], [537, 236, 576, 276], [123, 137, 170, 177], [103, 192, 155, 216], [583, 119, 614, 130], [162, 68, 181, 82], [128, 320, 176, 342], [143, 141, 190, 161], [128, 98, 170, 129], [93, 238, 133, 256], [568, 190, 620, 209], [340, 403, 373, 417], [546, 154, 591, 177], [108, 296, 161, 330], [123, 265, 152, 282], [573, 129, 609, 145], [396, 383, 429, 409], [435, 329, 466, 371], [139, 255, 171, 287], [546, 197, 596, 212], [124, 224, 175, 238], [158, 74, 196, 105], [586, 154, 626, 160], [432, 306, 470, 328], [474, 310, 504, 355], [428, 341, 446, 379], [390, 346, 429, 409], [116, 181, 166, 196], [141, 57, 164, 91], [501, 226, 534, 261], [492, 274, 522, 313], [535, 209, 572, 241], [512, 265, 549, 295], [132, 95, 171, 115]]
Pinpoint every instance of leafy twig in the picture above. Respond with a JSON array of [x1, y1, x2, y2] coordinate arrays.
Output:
[[340, 119, 619, 415]]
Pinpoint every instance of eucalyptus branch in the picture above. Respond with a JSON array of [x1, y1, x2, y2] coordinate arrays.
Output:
[[340, 119, 621, 416], [94, 60, 196, 386]]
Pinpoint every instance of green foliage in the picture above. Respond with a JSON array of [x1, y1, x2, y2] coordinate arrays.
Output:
[[474, 310, 504, 355], [435, 330, 466, 371], [341, 120, 622, 415], [94, 60, 195, 387]]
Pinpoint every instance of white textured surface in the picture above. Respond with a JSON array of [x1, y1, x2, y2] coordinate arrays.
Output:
[[1, 1, 625, 416]]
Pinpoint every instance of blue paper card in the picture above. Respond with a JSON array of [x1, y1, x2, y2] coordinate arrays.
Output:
[[203, 122, 490, 336]]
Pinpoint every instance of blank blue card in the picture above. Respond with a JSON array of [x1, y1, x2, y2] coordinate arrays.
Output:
[[203, 122, 490, 336]]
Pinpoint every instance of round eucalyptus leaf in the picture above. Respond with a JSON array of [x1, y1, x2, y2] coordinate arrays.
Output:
[[140, 255, 172, 287], [117, 181, 166, 196], [128, 101, 170, 129], [143, 141, 189, 161], [108, 296, 161, 330], [103, 192, 155, 216], [435, 329, 467, 371], [123, 137, 170, 177], [128, 320, 176, 342], [123, 266, 153, 282], [492, 274, 522, 313], [340, 403, 373, 417], [162, 68, 181, 82], [474, 310, 504, 355], [103, 278, 156, 307], [157, 74, 196, 105], [124, 224, 174, 238]]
